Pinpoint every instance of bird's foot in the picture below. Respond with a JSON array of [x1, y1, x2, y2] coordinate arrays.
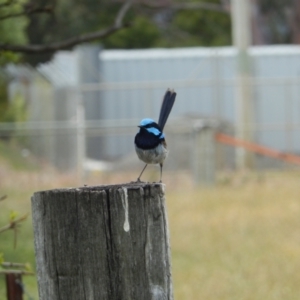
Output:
[[133, 178, 145, 183]]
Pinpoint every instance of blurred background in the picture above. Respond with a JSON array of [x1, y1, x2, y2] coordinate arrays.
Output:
[[1, 0, 300, 299]]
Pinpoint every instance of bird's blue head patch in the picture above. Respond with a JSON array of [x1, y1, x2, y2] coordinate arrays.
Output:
[[139, 118, 155, 127], [138, 118, 164, 138]]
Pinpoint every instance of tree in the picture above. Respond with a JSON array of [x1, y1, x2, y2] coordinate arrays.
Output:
[[3, 0, 299, 67], [169, 1, 231, 47], [0, 0, 28, 65], [0, 0, 232, 65], [0, 0, 133, 64], [251, 0, 300, 45]]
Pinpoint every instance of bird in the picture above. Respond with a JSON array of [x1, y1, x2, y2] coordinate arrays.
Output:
[[134, 89, 176, 182]]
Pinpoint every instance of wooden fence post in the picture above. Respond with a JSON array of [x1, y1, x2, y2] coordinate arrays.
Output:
[[31, 183, 173, 300], [6, 273, 23, 300]]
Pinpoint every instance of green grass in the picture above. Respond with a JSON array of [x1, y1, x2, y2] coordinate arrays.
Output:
[[0, 138, 43, 299], [0, 190, 37, 300], [0, 139, 38, 170], [1, 167, 300, 299]]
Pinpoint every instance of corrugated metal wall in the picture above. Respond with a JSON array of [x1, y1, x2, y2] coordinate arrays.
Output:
[[9, 45, 300, 171], [93, 46, 300, 160]]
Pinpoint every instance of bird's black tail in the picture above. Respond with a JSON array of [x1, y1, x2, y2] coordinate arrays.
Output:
[[158, 89, 176, 131]]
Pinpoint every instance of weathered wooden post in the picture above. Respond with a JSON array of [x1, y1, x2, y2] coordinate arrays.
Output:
[[31, 183, 173, 300]]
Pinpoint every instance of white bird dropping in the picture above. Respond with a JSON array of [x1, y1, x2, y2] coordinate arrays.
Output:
[[121, 187, 130, 232]]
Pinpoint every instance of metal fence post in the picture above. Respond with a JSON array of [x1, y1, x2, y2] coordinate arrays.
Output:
[[192, 120, 216, 185]]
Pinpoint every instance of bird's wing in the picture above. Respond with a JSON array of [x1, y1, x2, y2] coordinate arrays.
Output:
[[158, 89, 176, 131]]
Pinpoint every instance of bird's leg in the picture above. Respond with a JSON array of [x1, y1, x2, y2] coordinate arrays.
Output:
[[137, 164, 148, 182], [159, 163, 163, 183]]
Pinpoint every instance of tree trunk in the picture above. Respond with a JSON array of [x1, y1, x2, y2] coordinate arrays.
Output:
[[31, 183, 173, 300]]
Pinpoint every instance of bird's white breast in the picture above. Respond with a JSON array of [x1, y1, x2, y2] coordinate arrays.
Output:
[[135, 143, 168, 164]]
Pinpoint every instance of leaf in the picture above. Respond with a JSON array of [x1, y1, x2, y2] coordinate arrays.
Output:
[[24, 262, 32, 272], [9, 210, 18, 222]]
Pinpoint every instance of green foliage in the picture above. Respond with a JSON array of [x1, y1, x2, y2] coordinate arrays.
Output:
[[0, 76, 27, 124], [9, 210, 18, 222], [3, 0, 296, 64], [24, 1, 124, 65], [0, 51, 21, 66], [170, 3, 231, 47], [24, 262, 32, 272], [0, 4, 27, 44], [0, 0, 28, 65], [0, 77, 28, 143], [104, 16, 161, 49], [259, 0, 292, 43], [22, 0, 232, 65], [0, 193, 34, 298], [0, 78, 9, 121], [1, 93, 27, 123]]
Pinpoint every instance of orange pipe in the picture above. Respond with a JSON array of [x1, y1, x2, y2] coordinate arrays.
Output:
[[215, 132, 300, 166]]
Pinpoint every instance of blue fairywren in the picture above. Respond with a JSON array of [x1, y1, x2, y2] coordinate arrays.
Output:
[[135, 89, 176, 182]]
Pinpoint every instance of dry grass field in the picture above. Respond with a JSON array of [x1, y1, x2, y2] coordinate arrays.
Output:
[[1, 144, 300, 299], [168, 172, 300, 300]]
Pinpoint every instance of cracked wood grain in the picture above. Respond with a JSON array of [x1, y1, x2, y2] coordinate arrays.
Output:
[[31, 183, 173, 300]]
